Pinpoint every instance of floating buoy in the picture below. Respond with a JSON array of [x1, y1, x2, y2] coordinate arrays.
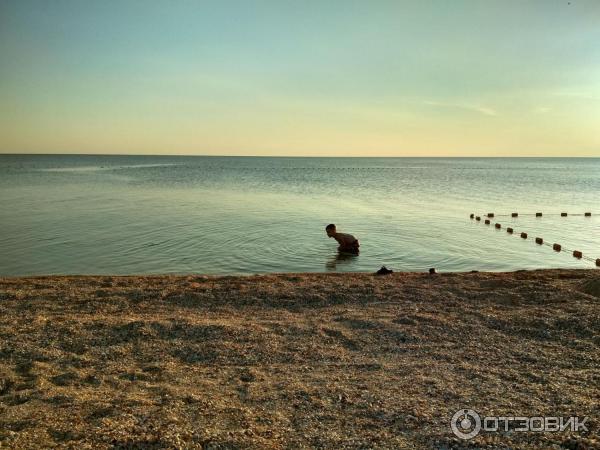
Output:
[[470, 213, 474, 219], [553, 243, 561, 252], [573, 250, 582, 259], [585, 212, 591, 217], [429, 268, 436, 274], [521, 232, 528, 239], [495, 223, 501, 229], [476, 216, 481, 221], [561, 212, 568, 217], [536, 212, 542, 217], [487, 213, 494, 218], [535, 237, 543, 245], [511, 212, 518, 217], [485, 219, 490, 224], [507, 227, 513, 233]]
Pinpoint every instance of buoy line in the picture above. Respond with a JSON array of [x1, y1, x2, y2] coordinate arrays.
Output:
[[469, 212, 593, 219], [469, 214, 600, 267]]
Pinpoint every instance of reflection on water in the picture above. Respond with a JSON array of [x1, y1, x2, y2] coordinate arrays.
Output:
[[326, 251, 359, 271], [0, 155, 599, 276]]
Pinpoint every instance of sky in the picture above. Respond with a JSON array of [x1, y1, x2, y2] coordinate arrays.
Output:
[[0, 1, 599, 157]]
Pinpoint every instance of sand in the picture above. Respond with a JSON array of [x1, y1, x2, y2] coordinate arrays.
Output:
[[0, 270, 599, 449]]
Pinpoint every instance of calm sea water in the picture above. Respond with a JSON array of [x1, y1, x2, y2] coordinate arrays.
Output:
[[1, 155, 598, 276]]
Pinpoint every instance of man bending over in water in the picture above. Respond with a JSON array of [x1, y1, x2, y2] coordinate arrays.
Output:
[[325, 224, 360, 254]]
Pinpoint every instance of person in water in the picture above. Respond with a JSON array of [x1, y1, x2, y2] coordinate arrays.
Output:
[[325, 224, 359, 254]]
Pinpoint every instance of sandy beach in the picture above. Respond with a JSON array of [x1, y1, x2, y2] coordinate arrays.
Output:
[[0, 270, 598, 449]]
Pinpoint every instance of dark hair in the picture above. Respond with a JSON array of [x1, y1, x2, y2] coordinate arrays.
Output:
[[326, 224, 336, 230]]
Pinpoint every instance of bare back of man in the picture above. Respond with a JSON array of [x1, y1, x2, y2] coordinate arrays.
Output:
[[335, 232, 359, 251]]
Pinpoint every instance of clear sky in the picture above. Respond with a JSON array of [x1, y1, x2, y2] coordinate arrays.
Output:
[[0, 1, 599, 156]]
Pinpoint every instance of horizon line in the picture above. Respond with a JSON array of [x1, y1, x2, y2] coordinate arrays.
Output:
[[1, 153, 599, 158]]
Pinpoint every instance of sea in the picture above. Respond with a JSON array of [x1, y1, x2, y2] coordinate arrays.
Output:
[[0, 155, 598, 276]]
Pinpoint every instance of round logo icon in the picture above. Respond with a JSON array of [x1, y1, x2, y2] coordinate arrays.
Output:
[[451, 409, 481, 440]]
